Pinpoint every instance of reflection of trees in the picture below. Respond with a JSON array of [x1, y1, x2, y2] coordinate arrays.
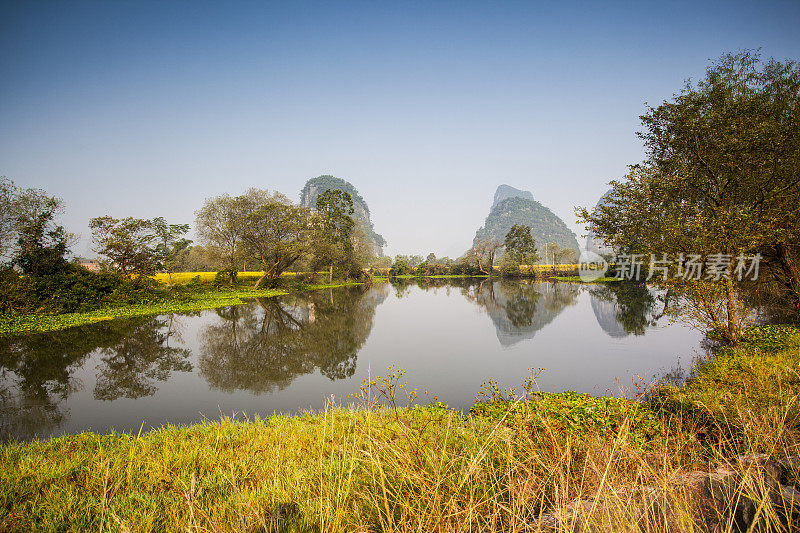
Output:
[[94, 315, 192, 401], [589, 282, 660, 337], [198, 284, 388, 394], [0, 315, 191, 440], [465, 280, 579, 347]]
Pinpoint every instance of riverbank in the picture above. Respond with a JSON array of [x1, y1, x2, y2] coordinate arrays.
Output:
[[0, 270, 582, 337], [1, 325, 798, 531], [0, 280, 366, 337]]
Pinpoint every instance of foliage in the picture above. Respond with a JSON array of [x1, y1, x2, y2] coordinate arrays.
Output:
[[579, 51, 800, 344], [0, 176, 17, 260], [213, 268, 238, 286], [240, 190, 309, 287], [311, 189, 357, 279], [654, 325, 800, 452], [388, 257, 413, 276], [471, 238, 502, 275], [89, 216, 158, 280], [197, 189, 312, 288], [740, 324, 799, 352], [195, 193, 250, 274], [151, 217, 191, 284], [300, 174, 385, 253], [503, 223, 539, 265], [12, 187, 71, 278], [541, 241, 577, 265], [470, 391, 662, 448]]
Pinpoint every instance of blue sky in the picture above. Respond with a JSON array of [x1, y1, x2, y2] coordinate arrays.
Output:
[[1, 1, 799, 258]]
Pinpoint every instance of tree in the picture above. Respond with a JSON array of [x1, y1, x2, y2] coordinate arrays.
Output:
[[312, 189, 356, 281], [195, 194, 249, 284], [90, 216, 157, 280], [0, 177, 19, 261], [13, 188, 72, 278], [541, 242, 575, 265], [239, 190, 309, 288], [472, 238, 502, 275], [579, 51, 800, 343], [151, 217, 191, 284], [504, 224, 540, 265]]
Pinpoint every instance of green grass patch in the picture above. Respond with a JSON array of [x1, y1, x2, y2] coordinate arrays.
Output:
[[654, 324, 800, 452], [0, 288, 288, 337]]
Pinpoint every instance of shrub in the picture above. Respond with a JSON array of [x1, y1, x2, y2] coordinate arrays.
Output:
[[186, 275, 204, 292], [214, 268, 238, 286]]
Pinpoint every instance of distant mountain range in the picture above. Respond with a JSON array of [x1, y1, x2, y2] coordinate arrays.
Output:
[[300, 175, 386, 256], [473, 184, 580, 256]]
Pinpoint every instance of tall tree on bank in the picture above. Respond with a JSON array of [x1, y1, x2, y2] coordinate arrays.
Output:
[[312, 189, 356, 281], [239, 190, 309, 288], [195, 194, 249, 284], [504, 224, 540, 265], [90, 217, 158, 281], [152, 217, 191, 285], [472, 238, 502, 275], [579, 51, 800, 344], [0, 177, 19, 261], [13, 187, 72, 278]]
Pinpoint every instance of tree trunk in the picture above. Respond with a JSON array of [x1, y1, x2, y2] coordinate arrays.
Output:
[[724, 276, 741, 345], [329, 264, 333, 283], [777, 243, 800, 315]]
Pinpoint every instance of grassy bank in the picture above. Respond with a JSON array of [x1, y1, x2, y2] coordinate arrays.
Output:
[[0, 287, 289, 336], [0, 276, 372, 337], [2, 326, 799, 531]]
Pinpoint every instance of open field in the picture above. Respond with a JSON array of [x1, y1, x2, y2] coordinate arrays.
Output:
[[151, 272, 306, 284], [2, 326, 799, 531]]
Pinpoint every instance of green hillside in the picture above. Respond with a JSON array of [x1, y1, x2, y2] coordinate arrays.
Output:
[[474, 193, 580, 256], [300, 175, 385, 255]]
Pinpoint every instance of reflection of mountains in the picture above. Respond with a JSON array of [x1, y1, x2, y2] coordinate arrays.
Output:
[[589, 283, 661, 338], [0, 315, 191, 441], [590, 295, 628, 338], [198, 284, 388, 394], [470, 281, 580, 347]]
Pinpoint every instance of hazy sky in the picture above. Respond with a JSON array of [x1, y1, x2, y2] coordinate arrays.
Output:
[[2, 1, 799, 258]]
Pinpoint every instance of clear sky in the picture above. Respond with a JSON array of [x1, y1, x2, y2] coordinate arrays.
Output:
[[1, 1, 799, 258]]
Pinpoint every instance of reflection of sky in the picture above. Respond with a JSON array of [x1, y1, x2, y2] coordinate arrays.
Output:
[[2, 282, 702, 440]]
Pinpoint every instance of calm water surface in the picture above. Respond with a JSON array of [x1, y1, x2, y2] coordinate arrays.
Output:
[[0, 280, 702, 441]]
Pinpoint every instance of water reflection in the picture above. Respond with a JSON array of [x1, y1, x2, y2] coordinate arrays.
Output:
[[0, 315, 190, 440], [198, 284, 388, 394], [589, 283, 667, 337], [467, 280, 580, 347], [94, 315, 192, 401], [0, 279, 694, 441]]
